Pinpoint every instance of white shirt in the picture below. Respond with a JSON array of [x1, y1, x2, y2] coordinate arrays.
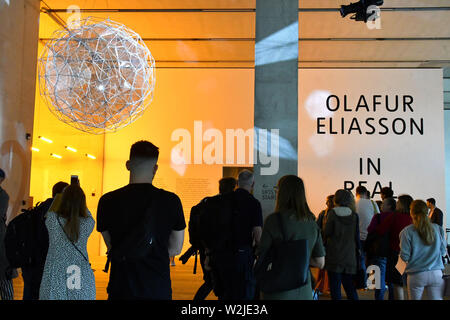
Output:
[[355, 198, 380, 241]]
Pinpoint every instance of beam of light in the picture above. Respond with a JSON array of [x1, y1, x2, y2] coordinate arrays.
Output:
[[31, 147, 40, 152], [39, 136, 53, 143], [50, 153, 62, 159], [255, 22, 298, 67], [86, 154, 96, 159]]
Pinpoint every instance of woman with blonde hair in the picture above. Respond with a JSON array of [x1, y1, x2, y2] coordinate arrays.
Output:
[[39, 184, 96, 300], [399, 199, 447, 300], [256, 175, 325, 300]]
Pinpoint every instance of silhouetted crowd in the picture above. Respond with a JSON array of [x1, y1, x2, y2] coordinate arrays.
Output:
[[0, 140, 448, 300]]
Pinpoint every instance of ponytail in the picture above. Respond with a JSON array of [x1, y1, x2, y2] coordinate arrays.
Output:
[[411, 200, 435, 246]]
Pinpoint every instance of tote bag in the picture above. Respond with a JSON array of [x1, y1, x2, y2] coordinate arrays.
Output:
[[254, 214, 309, 294]]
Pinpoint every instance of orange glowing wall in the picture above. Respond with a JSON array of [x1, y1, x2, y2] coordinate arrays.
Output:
[[31, 53, 255, 257], [101, 69, 254, 255]]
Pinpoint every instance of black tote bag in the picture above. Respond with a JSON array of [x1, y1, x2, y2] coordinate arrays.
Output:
[[254, 214, 309, 294]]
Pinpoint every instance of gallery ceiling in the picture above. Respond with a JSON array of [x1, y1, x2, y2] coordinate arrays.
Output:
[[38, 0, 450, 106]]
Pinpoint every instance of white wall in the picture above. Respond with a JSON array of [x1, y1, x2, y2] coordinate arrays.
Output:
[[298, 69, 446, 223]]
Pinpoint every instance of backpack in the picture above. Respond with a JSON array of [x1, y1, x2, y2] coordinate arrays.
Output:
[[198, 192, 238, 255], [188, 198, 208, 250], [104, 188, 162, 272], [4, 200, 51, 268]]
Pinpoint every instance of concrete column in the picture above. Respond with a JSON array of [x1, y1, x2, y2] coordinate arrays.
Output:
[[253, 0, 299, 219], [0, 0, 40, 222]]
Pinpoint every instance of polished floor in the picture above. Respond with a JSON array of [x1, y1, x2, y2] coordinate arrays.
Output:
[[8, 257, 428, 300], [12, 256, 216, 300]]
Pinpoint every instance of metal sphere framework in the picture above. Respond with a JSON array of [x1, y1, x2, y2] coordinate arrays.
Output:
[[38, 17, 155, 134]]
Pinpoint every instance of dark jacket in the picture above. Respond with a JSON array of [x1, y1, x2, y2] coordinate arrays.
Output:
[[323, 207, 360, 274], [430, 207, 443, 227]]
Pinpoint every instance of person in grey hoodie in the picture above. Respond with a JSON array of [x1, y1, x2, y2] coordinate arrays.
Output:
[[323, 189, 361, 300]]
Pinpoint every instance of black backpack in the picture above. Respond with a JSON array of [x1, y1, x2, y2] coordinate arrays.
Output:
[[198, 192, 238, 255], [104, 188, 162, 272], [5, 200, 51, 268], [188, 198, 208, 250]]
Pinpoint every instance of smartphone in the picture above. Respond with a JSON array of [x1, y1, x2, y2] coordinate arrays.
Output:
[[71, 175, 79, 186]]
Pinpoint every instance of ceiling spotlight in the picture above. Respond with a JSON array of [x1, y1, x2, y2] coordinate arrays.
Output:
[[86, 154, 96, 159], [340, 0, 383, 22], [50, 153, 62, 159], [39, 136, 53, 143], [31, 147, 40, 152], [65, 146, 77, 152]]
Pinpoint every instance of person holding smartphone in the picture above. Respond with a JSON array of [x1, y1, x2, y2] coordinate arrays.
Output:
[[39, 179, 96, 300]]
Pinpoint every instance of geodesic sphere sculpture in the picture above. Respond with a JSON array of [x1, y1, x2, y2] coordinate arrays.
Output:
[[38, 17, 155, 134]]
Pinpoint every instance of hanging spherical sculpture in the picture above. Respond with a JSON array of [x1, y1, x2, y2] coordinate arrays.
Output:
[[38, 17, 155, 134]]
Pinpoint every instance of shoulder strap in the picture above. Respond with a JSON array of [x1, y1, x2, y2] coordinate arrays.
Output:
[[56, 215, 90, 265]]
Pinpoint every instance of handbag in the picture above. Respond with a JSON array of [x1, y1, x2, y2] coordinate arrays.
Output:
[[254, 213, 309, 294]]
